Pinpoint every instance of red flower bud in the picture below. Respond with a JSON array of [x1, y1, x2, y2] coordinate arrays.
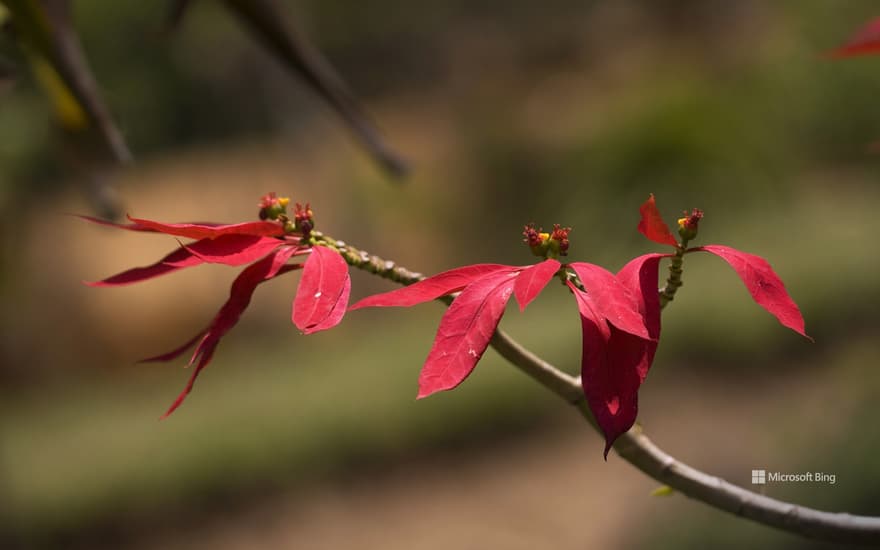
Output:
[[295, 202, 315, 238], [258, 192, 290, 221], [677, 209, 703, 241]]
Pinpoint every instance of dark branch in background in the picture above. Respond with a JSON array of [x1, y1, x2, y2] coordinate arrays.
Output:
[[38, 0, 132, 164], [168, 0, 408, 178], [3, 0, 131, 218], [164, 0, 193, 30], [316, 232, 880, 546]]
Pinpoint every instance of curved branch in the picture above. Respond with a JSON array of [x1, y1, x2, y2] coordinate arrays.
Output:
[[491, 328, 880, 545], [322, 233, 880, 545]]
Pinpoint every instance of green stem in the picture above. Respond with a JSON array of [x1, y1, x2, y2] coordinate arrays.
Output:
[[314, 232, 424, 285], [659, 240, 688, 309]]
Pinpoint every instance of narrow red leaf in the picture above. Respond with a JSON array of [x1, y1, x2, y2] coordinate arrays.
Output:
[[349, 264, 512, 310], [85, 246, 203, 287], [569, 281, 644, 459], [417, 271, 517, 398], [161, 249, 295, 418], [183, 234, 283, 266], [128, 216, 285, 240], [139, 330, 207, 363], [76, 214, 158, 232], [142, 263, 304, 365], [694, 245, 811, 340], [292, 246, 351, 334], [637, 194, 678, 247], [829, 17, 880, 58], [513, 259, 561, 311], [569, 262, 652, 340]]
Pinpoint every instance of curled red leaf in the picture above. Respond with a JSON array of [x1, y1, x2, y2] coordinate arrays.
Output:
[[569, 281, 645, 458], [513, 259, 561, 311], [292, 246, 351, 334], [617, 254, 668, 383], [694, 245, 812, 341], [637, 194, 678, 247], [830, 17, 880, 58], [569, 262, 652, 340], [617, 254, 667, 340], [417, 271, 517, 399], [349, 264, 512, 310]]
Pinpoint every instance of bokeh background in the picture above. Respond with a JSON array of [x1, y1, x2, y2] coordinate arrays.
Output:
[[2, 1, 880, 548]]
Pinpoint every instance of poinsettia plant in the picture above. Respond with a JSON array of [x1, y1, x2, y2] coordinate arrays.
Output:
[[84, 193, 352, 417], [84, 193, 809, 457], [350, 195, 810, 455]]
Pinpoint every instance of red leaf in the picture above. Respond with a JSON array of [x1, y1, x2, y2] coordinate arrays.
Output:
[[350, 264, 512, 310], [85, 246, 203, 287], [183, 235, 283, 266], [161, 249, 296, 418], [266, 246, 302, 279], [139, 330, 207, 363], [617, 254, 668, 383], [694, 245, 812, 340], [569, 262, 652, 340], [417, 271, 517, 399], [77, 214, 158, 232], [292, 246, 351, 334], [513, 259, 560, 311], [829, 17, 880, 58], [128, 216, 285, 240], [637, 194, 678, 247], [143, 263, 304, 365], [617, 254, 667, 339], [569, 281, 644, 458]]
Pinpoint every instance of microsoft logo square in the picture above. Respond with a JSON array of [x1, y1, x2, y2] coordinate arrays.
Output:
[[752, 469, 766, 485]]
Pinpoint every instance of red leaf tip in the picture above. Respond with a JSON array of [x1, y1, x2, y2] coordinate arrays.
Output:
[[829, 17, 880, 59], [637, 195, 678, 247]]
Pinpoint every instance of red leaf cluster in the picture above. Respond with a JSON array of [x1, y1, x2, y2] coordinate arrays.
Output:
[[352, 261, 563, 397], [83, 194, 811, 460], [637, 196, 812, 341], [352, 196, 810, 457], [352, 254, 664, 456], [84, 214, 351, 416]]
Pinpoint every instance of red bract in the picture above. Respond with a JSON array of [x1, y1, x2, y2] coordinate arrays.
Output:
[[637, 194, 679, 247], [636, 195, 812, 341], [293, 245, 352, 334], [566, 256, 666, 457], [351, 260, 568, 397], [83, 202, 353, 416], [570, 254, 667, 457], [830, 17, 880, 58], [351, 248, 658, 452]]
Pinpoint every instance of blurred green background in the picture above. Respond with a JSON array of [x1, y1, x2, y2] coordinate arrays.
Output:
[[2, 1, 879, 548]]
